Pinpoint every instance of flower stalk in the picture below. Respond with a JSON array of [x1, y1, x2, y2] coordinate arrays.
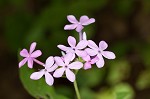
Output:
[[73, 79, 81, 99]]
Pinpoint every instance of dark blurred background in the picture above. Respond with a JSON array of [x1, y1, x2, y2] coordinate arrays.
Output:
[[0, 0, 150, 99]]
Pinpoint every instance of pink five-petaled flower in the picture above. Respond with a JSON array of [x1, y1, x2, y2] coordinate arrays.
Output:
[[19, 42, 42, 68], [53, 53, 83, 82], [57, 36, 88, 60], [64, 15, 95, 32], [85, 40, 116, 68], [82, 55, 99, 70], [30, 56, 58, 86]]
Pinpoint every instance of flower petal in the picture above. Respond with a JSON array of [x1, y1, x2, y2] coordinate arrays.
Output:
[[85, 48, 98, 56], [54, 56, 65, 66], [76, 40, 88, 49], [19, 58, 27, 68], [30, 70, 44, 80], [29, 42, 36, 54], [67, 15, 78, 23], [84, 62, 92, 70], [64, 24, 77, 30], [45, 56, 54, 68], [20, 49, 29, 57], [79, 15, 89, 23], [88, 40, 99, 50], [57, 45, 70, 51], [68, 62, 83, 69], [66, 69, 75, 82], [75, 50, 87, 57], [90, 56, 99, 64], [82, 18, 95, 25], [101, 51, 116, 59], [99, 41, 108, 50], [68, 36, 76, 48], [83, 32, 87, 40], [30, 50, 42, 57], [64, 53, 73, 65], [96, 54, 104, 68], [27, 58, 34, 68], [45, 72, 54, 86], [53, 67, 65, 78], [76, 25, 84, 32], [82, 55, 90, 61], [47, 64, 58, 72]]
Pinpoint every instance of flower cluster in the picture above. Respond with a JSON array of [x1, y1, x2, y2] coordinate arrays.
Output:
[[19, 15, 116, 86]]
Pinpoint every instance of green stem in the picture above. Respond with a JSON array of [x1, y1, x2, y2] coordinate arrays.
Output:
[[73, 80, 81, 99]]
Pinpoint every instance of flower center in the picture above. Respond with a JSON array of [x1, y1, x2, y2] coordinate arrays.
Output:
[[44, 69, 47, 72], [64, 65, 68, 68]]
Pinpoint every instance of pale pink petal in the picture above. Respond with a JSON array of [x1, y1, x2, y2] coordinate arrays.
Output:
[[67, 15, 78, 23], [29, 42, 36, 54], [90, 56, 99, 64], [76, 40, 88, 49], [47, 64, 58, 72], [84, 62, 92, 70], [53, 67, 65, 78], [66, 69, 75, 82], [45, 56, 54, 68], [20, 49, 29, 57], [76, 25, 84, 32], [45, 72, 54, 86], [68, 36, 76, 48], [85, 48, 98, 56], [96, 54, 104, 68], [83, 32, 87, 40], [75, 50, 87, 57], [79, 15, 89, 23], [68, 62, 83, 69], [30, 70, 45, 80], [82, 18, 95, 25], [54, 57, 65, 66], [27, 58, 33, 68], [88, 40, 99, 50], [99, 41, 108, 50], [57, 45, 70, 51], [101, 51, 116, 59], [64, 24, 77, 30], [19, 58, 27, 68], [82, 55, 90, 61], [30, 50, 42, 58], [70, 53, 76, 61], [64, 53, 73, 65]]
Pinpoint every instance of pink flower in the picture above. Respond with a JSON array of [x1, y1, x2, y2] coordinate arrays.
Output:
[[53, 53, 83, 82], [57, 36, 88, 59], [85, 40, 116, 68], [82, 55, 99, 70], [19, 42, 42, 68], [30, 56, 58, 86], [64, 15, 95, 32]]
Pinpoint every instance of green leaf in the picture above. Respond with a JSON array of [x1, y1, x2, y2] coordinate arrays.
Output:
[[96, 83, 134, 99], [113, 83, 134, 99], [77, 66, 105, 87], [116, 92, 129, 99], [107, 59, 131, 85], [136, 70, 150, 90], [80, 87, 96, 99]]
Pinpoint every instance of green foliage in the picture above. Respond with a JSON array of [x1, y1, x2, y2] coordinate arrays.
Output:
[[107, 59, 131, 85], [77, 66, 105, 87], [136, 70, 150, 90], [96, 83, 134, 99], [116, 92, 129, 99]]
